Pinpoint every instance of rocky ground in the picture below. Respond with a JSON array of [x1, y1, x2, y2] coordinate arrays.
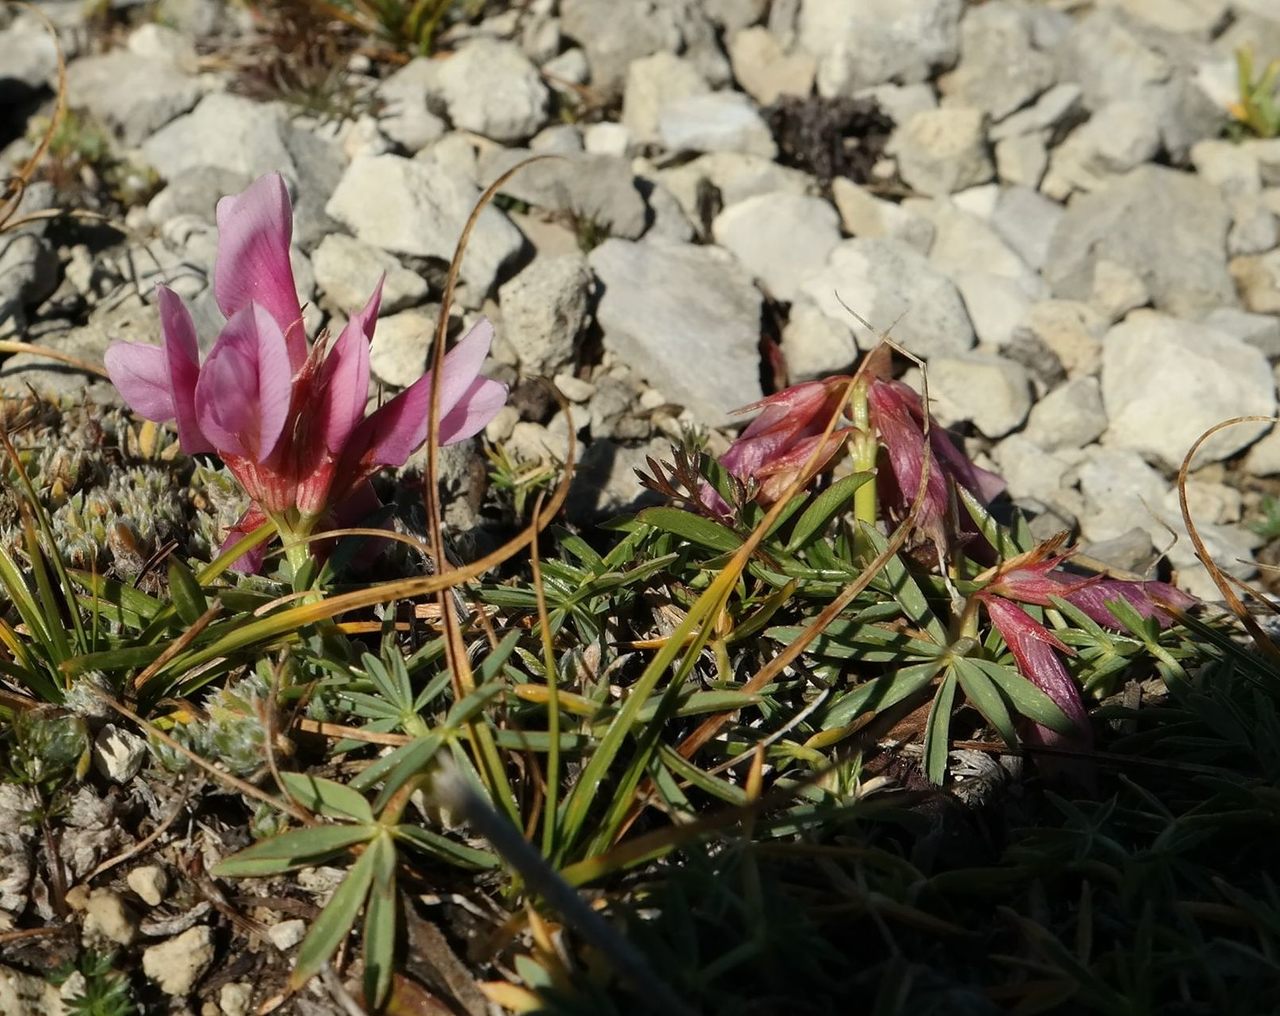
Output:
[[1, 1, 1280, 1007]]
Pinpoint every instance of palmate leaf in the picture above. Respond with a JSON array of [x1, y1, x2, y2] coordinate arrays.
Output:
[[953, 656, 1019, 749], [822, 659, 948, 729], [923, 668, 959, 785], [278, 773, 375, 823], [972, 658, 1076, 735], [211, 824, 375, 877], [786, 471, 873, 552], [639, 506, 742, 553], [289, 838, 380, 992], [362, 834, 398, 1008]]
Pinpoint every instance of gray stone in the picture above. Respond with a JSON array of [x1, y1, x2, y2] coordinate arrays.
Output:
[[1023, 376, 1107, 451], [127, 22, 197, 69], [656, 152, 814, 224], [711, 192, 840, 301], [0, 19, 57, 100], [994, 132, 1048, 188], [326, 153, 523, 299], [0, 304, 135, 405], [589, 238, 762, 423], [278, 121, 349, 251], [1190, 139, 1263, 197], [1041, 101, 1161, 199], [622, 52, 709, 143], [798, 0, 963, 95], [142, 93, 295, 183], [829, 178, 935, 252], [889, 108, 994, 197], [781, 295, 857, 379], [1201, 306, 1280, 358], [1072, 446, 1169, 544], [1243, 421, 1280, 476], [568, 437, 671, 518], [83, 889, 138, 947], [143, 925, 214, 996], [480, 148, 648, 241], [640, 179, 697, 242], [1228, 196, 1280, 257], [705, 0, 769, 32], [1251, 139, 1280, 187], [126, 866, 169, 908], [1098, 0, 1230, 37], [0, 185, 58, 335], [375, 57, 446, 153], [1018, 299, 1104, 378], [498, 254, 593, 375], [991, 434, 1082, 512], [990, 186, 1063, 271], [66, 50, 200, 146], [1045, 165, 1235, 317], [853, 83, 938, 125], [939, 1, 1056, 122], [952, 272, 1032, 348], [728, 26, 815, 105], [368, 308, 437, 388], [531, 124, 584, 154], [1079, 528, 1158, 575], [657, 91, 777, 158], [561, 0, 728, 99], [436, 38, 548, 143], [989, 82, 1083, 141], [91, 725, 146, 784], [924, 201, 1044, 296], [312, 234, 429, 316], [1232, 250, 1280, 315], [798, 238, 975, 359], [543, 46, 589, 86], [928, 353, 1032, 438], [146, 167, 253, 226], [1101, 311, 1276, 468], [1088, 258, 1150, 322], [583, 122, 630, 157]]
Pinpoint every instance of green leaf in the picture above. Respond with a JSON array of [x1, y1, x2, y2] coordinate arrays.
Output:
[[350, 733, 444, 795], [211, 825, 375, 877], [953, 656, 1018, 748], [279, 773, 374, 823], [167, 559, 208, 625], [392, 824, 500, 869], [973, 658, 1075, 734], [362, 835, 398, 1009], [857, 523, 948, 644], [787, 472, 873, 552], [638, 506, 742, 553], [923, 668, 958, 785], [69, 570, 163, 621], [823, 659, 947, 729], [290, 842, 379, 992]]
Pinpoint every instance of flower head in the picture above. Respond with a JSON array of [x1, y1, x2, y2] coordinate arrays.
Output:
[[867, 378, 1005, 551], [713, 378, 854, 510], [105, 173, 507, 570]]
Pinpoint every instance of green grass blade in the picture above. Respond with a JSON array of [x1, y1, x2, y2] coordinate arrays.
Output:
[[923, 668, 958, 785]]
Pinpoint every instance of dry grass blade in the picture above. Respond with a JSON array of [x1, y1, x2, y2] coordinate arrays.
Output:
[[1176, 414, 1280, 662]]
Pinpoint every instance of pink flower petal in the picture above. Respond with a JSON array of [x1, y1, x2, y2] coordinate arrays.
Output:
[[320, 278, 381, 452], [439, 376, 508, 444], [156, 286, 214, 454], [435, 318, 495, 420], [984, 596, 1091, 752], [194, 303, 294, 462], [214, 173, 307, 370], [104, 341, 174, 421], [219, 503, 272, 574]]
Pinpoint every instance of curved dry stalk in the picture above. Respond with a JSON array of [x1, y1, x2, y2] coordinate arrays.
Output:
[[0, 339, 110, 377], [0, 2, 66, 232], [1176, 414, 1280, 662], [420, 155, 561, 816]]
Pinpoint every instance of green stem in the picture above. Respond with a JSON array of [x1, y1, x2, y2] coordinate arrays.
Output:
[[848, 382, 879, 555]]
